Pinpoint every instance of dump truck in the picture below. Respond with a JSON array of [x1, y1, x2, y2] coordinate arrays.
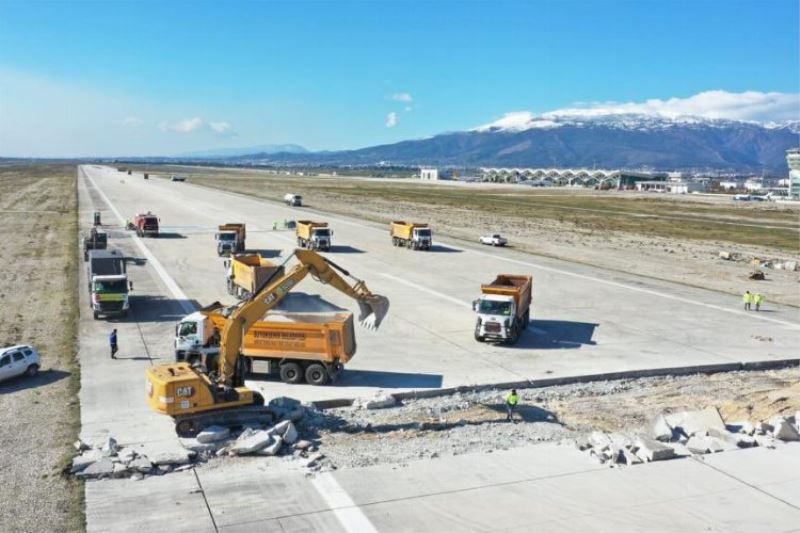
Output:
[[391, 221, 432, 250], [133, 212, 159, 237], [82, 228, 108, 261], [86, 249, 130, 319], [284, 193, 303, 206], [215, 223, 246, 256], [174, 296, 355, 385], [472, 274, 531, 344], [225, 253, 284, 299], [296, 220, 332, 251], [145, 248, 389, 437]]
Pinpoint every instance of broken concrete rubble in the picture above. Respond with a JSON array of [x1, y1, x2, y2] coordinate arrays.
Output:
[[257, 436, 283, 456], [772, 418, 800, 442], [196, 425, 230, 444], [648, 414, 673, 442], [76, 458, 115, 479], [364, 394, 398, 410], [634, 436, 675, 462], [230, 429, 274, 455], [666, 406, 726, 437]]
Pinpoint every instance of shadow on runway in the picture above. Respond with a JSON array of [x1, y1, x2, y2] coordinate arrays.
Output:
[[108, 295, 202, 323], [338, 369, 443, 388], [0, 369, 70, 394], [154, 232, 186, 239], [246, 249, 282, 258], [482, 403, 560, 424], [328, 245, 365, 254], [428, 245, 462, 253], [114, 356, 160, 361], [510, 319, 599, 350]]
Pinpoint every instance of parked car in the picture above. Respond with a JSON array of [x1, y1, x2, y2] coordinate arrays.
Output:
[[480, 233, 508, 246], [0, 345, 40, 383], [170, 175, 186, 182], [733, 194, 751, 202]]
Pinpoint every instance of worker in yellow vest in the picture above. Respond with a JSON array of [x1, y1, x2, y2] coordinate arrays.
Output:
[[743, 290, 753, 311], [754, 293, 764, 312], [505, 389, 520, 422]]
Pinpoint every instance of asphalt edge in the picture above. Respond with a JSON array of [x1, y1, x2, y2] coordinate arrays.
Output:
[[310, 358, 800, 409]]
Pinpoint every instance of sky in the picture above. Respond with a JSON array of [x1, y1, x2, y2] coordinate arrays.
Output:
[[0, 0, 798, 157]]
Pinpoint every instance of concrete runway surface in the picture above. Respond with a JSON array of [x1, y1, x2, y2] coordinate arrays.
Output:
[[77, 166, 800, 532]]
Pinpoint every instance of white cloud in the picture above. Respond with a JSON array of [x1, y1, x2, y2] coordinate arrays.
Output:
[[404, 106, 413, 113], [122, 116, 143, 126], [385, 112, 398, 128], [391, 92, 413, 102], [475, 90, 800, 131], [209, 121, 236, 136], [164, 117, 204, 133]]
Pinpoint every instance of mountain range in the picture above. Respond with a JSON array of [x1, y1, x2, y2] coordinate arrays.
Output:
[[208, 115, 800, 173]]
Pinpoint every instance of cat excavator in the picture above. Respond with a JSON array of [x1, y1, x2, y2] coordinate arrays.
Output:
[[145, 249, 389, 436]]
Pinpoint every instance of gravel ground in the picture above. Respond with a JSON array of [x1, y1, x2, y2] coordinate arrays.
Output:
[[0, 165, 82, 532]]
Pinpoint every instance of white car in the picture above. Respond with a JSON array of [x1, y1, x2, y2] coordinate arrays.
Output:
[[480, 234, 508, 246], [170, 175, 186, 182], [0, 345, 40, 383]]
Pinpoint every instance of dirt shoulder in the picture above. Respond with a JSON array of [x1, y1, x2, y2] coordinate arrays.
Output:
[[146, 167, 800, 306], [0, 164, 83, 532]]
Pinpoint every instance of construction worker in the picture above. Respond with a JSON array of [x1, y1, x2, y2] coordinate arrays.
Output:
[[272, 221, 278, 230], [743, 290, 753, 311], [754, 293, 764, 312], [109, 328, 118, 359], [505, 389, 520, 421]]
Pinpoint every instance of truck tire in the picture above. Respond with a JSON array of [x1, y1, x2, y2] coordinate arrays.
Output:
[[93, 311, 99, 320], [474, 331, 485, 342], [279, 362, 303, 384], [305, 363, 328, 386]]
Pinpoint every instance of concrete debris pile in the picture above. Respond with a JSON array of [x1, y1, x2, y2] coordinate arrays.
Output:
[[718, 251, 798, 272], [69, 436, 195, 481], [575, 407, 800, 467], [70, 397, 324, 480]]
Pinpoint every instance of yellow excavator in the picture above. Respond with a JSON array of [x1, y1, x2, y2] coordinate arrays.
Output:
[[145, 249, 389, 437]]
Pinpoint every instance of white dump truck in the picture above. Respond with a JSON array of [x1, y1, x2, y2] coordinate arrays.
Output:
[[473, 275, 532, 345], [284, 193, 303, 206]]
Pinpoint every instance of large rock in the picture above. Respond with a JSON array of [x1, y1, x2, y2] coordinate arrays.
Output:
[[588, 431, 613, 450], [686, 435, 724, 454], [772, 419, 800, 442], [129, 456, 153, 473], [196, 425, 231, 444], [726, 421, 755, 436], [71, 451, 101, 474], [648, 414, 673, 442], [615, 448, 642, 466], [667, 407, 726, 437], [706, 429, 745, 451], [256, 436, 283, 456], [179, 438, 219, 453], [364, 394, 397, 410], [150, 450, 194, 466], [281, 422, 299, 445], [634, 436, 675, 462], [230, 429, 274, 455], [100, 436, 119, 457], [76, 458, 115, 478]]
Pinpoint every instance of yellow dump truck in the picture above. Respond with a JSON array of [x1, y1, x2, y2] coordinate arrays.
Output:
[[296, 220, 332, 251], [472, 274, 532, 344], [390, 221, 432, 250], [225, 253, 283, 299], [174, 300, 356, 385], [215, 223, 246, 256]]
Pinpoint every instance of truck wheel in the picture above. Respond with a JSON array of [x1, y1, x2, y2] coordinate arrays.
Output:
[[279, 362, 303, 384], [474, 332, 485, 342], [175, 419, 198, 438], [25, 364, 39, 377], [93, 311, 99, 320], [305, 363, 328, 386]]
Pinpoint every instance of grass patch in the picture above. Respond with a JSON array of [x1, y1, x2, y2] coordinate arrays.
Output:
[[169, 170, 799, 252]]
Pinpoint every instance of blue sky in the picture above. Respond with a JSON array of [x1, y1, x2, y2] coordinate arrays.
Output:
[[1, 0, 798, 157]]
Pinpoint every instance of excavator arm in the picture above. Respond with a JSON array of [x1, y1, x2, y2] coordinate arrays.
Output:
[[216, 248, 389, 386]]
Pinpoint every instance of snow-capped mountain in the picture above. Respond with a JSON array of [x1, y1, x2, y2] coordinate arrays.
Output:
[[237, 114, 799, 173]]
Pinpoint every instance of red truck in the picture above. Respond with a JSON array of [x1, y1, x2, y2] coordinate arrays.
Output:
[[133, 212, 160, 237]]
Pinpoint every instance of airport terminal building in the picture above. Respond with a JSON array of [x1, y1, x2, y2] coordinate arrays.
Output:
[[787, 148, 800, 200]]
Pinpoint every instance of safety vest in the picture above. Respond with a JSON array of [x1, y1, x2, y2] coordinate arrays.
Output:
[[743, 293, 753, 303], [754, 294, 764, 304], [506, 393, 519, 406]]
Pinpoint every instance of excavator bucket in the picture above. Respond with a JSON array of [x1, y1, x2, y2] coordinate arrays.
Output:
[[357, 294, 390, 331]]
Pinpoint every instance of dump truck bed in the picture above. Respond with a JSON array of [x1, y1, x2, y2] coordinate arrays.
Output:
[[296, 220, 328, 240], [230, 254, 282, 293], [218, 223, 246, 240], [390, 221, 428, 240], [480, 275, 532, 317]]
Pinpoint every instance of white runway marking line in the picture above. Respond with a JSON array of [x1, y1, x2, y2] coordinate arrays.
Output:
[[380, 272, 545, 334], [81, 167, 196, 315], [310, 473, 378, 533]]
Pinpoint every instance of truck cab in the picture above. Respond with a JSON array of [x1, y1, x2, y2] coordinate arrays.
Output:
[[90, 274, 130, 319], [215, 224, 246, 256], [413, 227, 432, 249], [134, 212, 160, 237], [175, 311, 212, 362], [309, 227, 331, 250], [473, 294, 517, 341]]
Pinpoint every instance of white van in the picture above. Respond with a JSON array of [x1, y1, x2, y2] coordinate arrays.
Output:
[[0, 345, 40, 383]]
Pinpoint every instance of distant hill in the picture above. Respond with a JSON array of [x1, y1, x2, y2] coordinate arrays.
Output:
[[229, 116, 800, 173], [180, 144, 307, 158]]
